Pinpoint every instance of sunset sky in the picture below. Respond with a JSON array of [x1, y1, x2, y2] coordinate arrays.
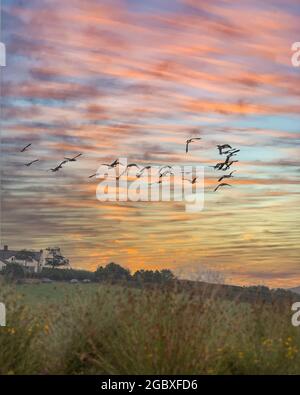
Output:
[[1, 0, 300, 287]]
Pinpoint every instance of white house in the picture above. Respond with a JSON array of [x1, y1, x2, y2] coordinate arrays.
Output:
[[0, 257, 8, 272], [0, 245, 70, 273], [0, 245, 45, 273]]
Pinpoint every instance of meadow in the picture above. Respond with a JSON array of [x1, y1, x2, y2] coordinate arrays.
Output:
[[0, 281, 300, 375]]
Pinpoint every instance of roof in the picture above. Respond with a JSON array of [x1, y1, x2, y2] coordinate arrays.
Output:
[[0, 249, 42, 262], [0, 257, 8, 265]]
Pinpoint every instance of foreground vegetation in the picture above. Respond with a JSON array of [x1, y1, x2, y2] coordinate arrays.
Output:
[[0, 281, 299, 375]]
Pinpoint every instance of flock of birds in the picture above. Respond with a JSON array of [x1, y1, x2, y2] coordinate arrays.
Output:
[[19, 139, 240, 192], [212, 144, 240, 192]]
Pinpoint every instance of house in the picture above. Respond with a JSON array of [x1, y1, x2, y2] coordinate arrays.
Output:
[[0, 257, 8, 272], [0, 245, 45, 273], [0, 245, 70, 273]]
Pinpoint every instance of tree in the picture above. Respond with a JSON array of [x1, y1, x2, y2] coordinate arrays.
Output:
[[4, 263, 25, 282], [159, 269, 176, 282], [45, 248, 69, 269], [95, 262, 131, 282], [133, 269, 176, 284]]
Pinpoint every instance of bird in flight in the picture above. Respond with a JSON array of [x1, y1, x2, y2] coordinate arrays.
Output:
[[159, 165, 173, 175], [64, 154, 82, 162], [24, 159, 39, 167], [210, 162, 227, 170], [151, 170, 173, 184], [159, 169, 174, 178], [49, 161, 67, 172], [20, 143, 32, 152], [214, 183, 232, 192], [218, 170, 236, 182], [217, 144, 232, 155], [224, 149, 240, 159], [222, 160, 238, 171], [229, 149, 240, 155], [101, 159, 123, 168], [118, 163, 140, 178], [184, 177, 199, 184], [186, 138, 202, 153], [136, 165, 152, 178]]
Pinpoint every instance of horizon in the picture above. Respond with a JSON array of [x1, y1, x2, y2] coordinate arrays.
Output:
[[1, 0, 300, 288]]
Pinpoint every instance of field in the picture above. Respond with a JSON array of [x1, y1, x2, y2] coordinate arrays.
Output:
[[0, 281, 300, 375]]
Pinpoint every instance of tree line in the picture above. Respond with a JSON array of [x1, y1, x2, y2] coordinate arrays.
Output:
[[2, 261, 176, 284]]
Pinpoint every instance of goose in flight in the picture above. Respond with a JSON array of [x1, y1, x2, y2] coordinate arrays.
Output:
[[151, 171, 173, 184], [159, 165, 173, 174], [137, 165, 152, 178], [24, 159, 39, 167], [159, 169, 174, 178], [210, 162, 226, 170], [184, 177, 199, 184], [217, 144, 232, 155], [101, 159, 122, 168], [186, 138, 202, 153], [118, 163, 140, 179], [64, 154, 82, 162], [214, 183, 232, 192], [222, 160, 238, 171], [225, 152, 237, 160], [20, 143, 32, 152], [218, 170, 236, 182], [49, 160, 67, 172], [224, 149, 240, 159]]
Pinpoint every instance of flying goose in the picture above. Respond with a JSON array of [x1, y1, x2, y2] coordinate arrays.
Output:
[[214, 183, 232, 192], [218, 170, 236, 182], [186, 138, 202, 153], [20, 143, 32, 152]]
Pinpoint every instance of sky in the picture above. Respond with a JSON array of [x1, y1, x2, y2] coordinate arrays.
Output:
[[1, 0, 300, 287]]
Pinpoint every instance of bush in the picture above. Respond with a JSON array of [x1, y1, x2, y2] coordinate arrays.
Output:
[[4, 263, 25, 283]]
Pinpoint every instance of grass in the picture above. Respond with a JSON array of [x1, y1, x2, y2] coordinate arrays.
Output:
[[0, 281, 299, 375]]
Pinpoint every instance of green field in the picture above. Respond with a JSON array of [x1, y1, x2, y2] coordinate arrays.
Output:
[[0, 281, 300, 375], [15, 283, 104, 305]]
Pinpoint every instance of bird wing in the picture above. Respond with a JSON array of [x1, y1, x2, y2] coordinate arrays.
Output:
[[21, 143, 31, 152], [220, 183, 232, 188], [74, 154, 82, 159]]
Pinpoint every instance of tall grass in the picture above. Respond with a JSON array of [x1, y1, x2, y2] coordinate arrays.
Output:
[[0, 283, 299, 374]]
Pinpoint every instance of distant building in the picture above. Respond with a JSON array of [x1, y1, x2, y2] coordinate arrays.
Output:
[[0, 257, 8, 272], [0, 245, 70, 273]]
